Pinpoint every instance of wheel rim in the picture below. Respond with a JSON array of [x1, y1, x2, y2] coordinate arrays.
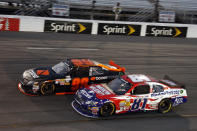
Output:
[[100, 103, 115, 116], [41, 83, 55, 95], [159, 100, 172, 113]]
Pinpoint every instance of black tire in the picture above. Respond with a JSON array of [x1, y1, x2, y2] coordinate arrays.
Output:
[[40, 82, 55, 96], [158, 99, 172, 113], [99, 103, 115, 117]]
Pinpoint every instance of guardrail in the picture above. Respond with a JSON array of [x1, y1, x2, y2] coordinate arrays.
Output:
[[0, 15, 197, 38]]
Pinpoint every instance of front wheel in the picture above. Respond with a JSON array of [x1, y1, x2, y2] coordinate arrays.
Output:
[[40, 82, 55, 96], [99, 103, 115, 117], [158, 99, 172, 113]]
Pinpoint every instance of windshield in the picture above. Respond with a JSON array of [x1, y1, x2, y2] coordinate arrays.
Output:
[[107, 77, 131, 95], [52, 62, 71, 74]]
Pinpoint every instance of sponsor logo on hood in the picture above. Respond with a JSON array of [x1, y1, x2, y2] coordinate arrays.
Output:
[[89, 85, 111, 96]]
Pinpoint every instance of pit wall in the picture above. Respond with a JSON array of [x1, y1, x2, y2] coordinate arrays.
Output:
[[0, 15, 197, 38]]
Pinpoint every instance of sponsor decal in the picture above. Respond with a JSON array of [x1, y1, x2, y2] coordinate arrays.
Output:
[[81, 90, 92, 99], [180, 90, 184, 94], [32, 85, 39, 93], [173, 97, 183, 106], [151, 90, 180, 97], [91, 107, 99, 115], [98, 23, 141, 36], [28, 70, 39, 78], [44, 20, 92, 34], [119, 100, 131, 111], [55, 78, 71, 85], [89, 85, 111, 95], [146, 25, 187, 37], [95, 76, 108, 80], [36, 70, 50, 76], [0, 17, 20, 31]]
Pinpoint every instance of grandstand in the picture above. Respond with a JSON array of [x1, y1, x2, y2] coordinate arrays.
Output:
[[0, 0, 197, 23]]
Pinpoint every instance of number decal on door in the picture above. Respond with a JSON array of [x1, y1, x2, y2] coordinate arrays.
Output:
[[71, 77, 89, 91], [131, 98, 148, 111]]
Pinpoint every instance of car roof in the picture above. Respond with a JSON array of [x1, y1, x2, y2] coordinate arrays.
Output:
[[123, 74, 158, 84], [70, 58, 124, 72], [71, 59, 96, 67]]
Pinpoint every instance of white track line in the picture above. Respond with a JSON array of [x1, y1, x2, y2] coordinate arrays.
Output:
[[27, 47, 99, 51]]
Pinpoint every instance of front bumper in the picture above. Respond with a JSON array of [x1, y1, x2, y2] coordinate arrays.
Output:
[[71, 100, 99, 118], [17, 82, 38, 96]]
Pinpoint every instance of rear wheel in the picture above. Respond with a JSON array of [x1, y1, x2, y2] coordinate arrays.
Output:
[[40, 82, 55, 96], [100, 103, 115, 117], [158, 99, 172, 113]]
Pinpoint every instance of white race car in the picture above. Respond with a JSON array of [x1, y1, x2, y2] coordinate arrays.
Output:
[[72, 74, 187, 118]]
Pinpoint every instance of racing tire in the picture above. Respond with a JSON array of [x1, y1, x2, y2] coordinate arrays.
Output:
[[99, 103, 115, 117], [158, 99, 172, 113], [40, 82, 55, 96]]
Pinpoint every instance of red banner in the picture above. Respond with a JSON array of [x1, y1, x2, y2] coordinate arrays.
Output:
[[0, 18, 20, 31]]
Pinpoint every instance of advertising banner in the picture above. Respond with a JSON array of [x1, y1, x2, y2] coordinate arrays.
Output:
[[159, 11, 175, 23], [0, 17, 20, 31], [146, 25, 187, 38], [98, 23, 141, 36], [52, 4, 70, 17], [44, 20, 92, 34]]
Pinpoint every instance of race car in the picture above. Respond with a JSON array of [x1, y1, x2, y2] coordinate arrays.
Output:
[[18, 58, 125, 96], [72, 74, 187, 118]]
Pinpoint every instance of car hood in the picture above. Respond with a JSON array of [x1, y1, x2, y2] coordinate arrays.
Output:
[[85, 84, 116, 100], [22, 67, 56, 81], [33, 67, 54, 79]]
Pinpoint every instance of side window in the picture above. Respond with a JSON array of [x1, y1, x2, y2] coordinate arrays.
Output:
[[89, 66, 104, 76], [152, 85, 164, 93], [76, 67, 89, 77], [132, 85, 150, 95]]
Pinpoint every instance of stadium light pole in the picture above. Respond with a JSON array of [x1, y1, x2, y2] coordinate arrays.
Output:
[[90, 0, 96, 20], [154, 0, 159, 22]]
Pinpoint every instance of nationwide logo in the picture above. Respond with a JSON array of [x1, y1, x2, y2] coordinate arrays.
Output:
[[44, 20, 92, 34], [98, 23, 141, 36], [146, 25, 187, 38]]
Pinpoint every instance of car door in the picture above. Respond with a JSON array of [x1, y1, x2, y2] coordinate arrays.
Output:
[[89, 66, 109, 82], [130, 84, 151, 111], [75, 66, 89, 78]]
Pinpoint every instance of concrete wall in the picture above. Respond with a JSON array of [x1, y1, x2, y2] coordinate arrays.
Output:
[[0, 15, 197, 38]]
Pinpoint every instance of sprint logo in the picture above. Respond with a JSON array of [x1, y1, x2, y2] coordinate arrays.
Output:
[[146, 26, 187, 38], [98, 23, 141, 36], [50, 23, 86, 33], [44, 20, 92, 34]]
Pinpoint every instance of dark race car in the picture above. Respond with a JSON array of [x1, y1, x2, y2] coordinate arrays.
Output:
[[18, 58, 125, 96], [72, 74, 187, 118]]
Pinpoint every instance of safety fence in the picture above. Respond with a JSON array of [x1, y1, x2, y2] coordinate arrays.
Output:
[[0, 15, 197, 38]]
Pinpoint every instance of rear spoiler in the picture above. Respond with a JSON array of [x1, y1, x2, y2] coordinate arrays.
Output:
[[109, 60, 125, 72], [97, 60, 125, 72], [159, 75, 186, 89], [99, 60, 125, 73]]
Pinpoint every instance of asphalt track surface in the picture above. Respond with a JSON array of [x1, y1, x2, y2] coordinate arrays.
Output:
[[0, 32, 197, 131]]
